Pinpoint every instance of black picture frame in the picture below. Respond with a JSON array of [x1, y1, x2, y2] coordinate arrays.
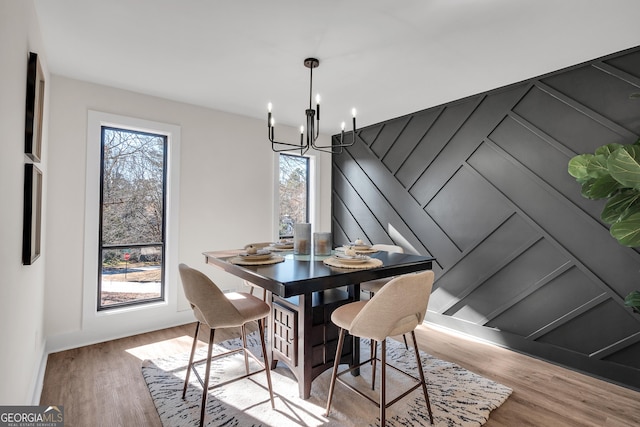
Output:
[[23, 164, 43, 265], [25, 52, 45, 162]]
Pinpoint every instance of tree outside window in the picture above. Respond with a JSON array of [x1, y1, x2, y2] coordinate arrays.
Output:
[[99, 127, 166, 309], [279, 154, 309, 238]]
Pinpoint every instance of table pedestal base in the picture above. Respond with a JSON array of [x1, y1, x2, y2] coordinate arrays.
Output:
[[270, 285, 360, 399]]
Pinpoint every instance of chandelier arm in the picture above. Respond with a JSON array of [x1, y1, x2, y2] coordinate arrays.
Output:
[[268, 57, 356, 155]]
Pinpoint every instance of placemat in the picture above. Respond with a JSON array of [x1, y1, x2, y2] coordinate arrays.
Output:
[[230, 255, 285, 266], [323, 256, 383, 269]]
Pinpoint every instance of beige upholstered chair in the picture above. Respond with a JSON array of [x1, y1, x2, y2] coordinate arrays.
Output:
[[325, 270, 435, 426], [361, 244, 410, 349], [179, 264, 275, 427]]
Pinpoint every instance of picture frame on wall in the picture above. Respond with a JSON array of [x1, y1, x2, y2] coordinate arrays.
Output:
[[25, 51, 45, 162], [23, 163, 43, 265]]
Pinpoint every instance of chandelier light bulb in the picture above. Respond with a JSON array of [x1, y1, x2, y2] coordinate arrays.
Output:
[[341, 122, 346, 131], [351, 108, 357, 117], [316, 94, 321, 105], [300, 125, 304, 134], [270, 117, 275, 126], [268, 102, 272, 112]]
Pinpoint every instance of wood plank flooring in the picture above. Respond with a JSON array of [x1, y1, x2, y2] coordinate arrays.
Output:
[[40, 322, 640, 426]]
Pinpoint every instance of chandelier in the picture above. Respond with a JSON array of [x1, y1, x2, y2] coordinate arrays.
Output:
[[268, 58, 357, 155]]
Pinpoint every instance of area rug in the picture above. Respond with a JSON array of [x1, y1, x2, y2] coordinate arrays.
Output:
[[142, 335, 512, 426]]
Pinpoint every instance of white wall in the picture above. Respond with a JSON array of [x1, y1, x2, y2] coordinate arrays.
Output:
[[43, 76, 333, 352], [0, 0, 49, 404]]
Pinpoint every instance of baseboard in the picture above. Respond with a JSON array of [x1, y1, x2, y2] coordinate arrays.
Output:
[[45, 310, 195, 354], [28, 342, 48, 405], [424, 313, 640, 392]]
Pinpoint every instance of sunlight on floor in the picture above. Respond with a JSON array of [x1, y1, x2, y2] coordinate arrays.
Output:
[[125, 335, 196, 360]]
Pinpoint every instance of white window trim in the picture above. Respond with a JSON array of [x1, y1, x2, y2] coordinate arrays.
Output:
[[83, 111, 189, 341]]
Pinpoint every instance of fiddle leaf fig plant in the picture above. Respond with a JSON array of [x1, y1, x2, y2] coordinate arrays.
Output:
[[568, 139, 640, 315], [568, 139, 640, 246], [626, 290, 640, 314]]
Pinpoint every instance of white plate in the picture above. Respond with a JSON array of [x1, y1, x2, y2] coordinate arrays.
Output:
[[333, 254, 370, 264], [346, 243, 371, 250], [271, 242, 293, 249]]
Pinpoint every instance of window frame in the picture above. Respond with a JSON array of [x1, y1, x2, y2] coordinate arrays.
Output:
[[97, 126, 168, 311], [278, 153, 311, 239], [83, 111, 184, 336]]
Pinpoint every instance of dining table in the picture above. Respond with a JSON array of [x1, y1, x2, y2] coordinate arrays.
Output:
[[203, 247, 435, 399]]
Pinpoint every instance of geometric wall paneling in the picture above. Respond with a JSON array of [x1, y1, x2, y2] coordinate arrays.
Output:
[[512, 85, 631, 155], [409, 84, 529, 206], [536, 298, 640, 356], [381, 108, 440, 174], [333, 136, 452, 262], [488, 265, 606, 338], [332, 45, 640, 389], [425, 165, 513, 252], [468, 142, 640, 299], [604, 340, 640, 370], [428, 213, 540, 313], [605, 48, 640, 81], [332, 166, 391, 245], [396, 99, 478, 189], [332, 147, 436, 264], [445, 239, 571, 324], [369, 115, 411, 159]]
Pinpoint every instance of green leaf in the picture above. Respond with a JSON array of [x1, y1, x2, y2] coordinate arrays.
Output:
[[610, 212, 640, 246], [608, 145, 640, 189], [568, 154, 593, 180], [586, 154, 610, 179], [580, 179, 596, 198], [601, 191, 640, 224], [594, 143, 623, 157], [624, 290, 640, 310], [588, 174, 621, 199]]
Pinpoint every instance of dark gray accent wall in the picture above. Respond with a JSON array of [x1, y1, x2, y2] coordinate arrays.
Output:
[[331, 46, 640, 390]]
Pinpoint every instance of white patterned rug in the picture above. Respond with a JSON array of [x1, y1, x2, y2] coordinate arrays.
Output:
[[142, 335, 511, 427]]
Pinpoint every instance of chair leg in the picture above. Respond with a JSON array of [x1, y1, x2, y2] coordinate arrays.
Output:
[[380, 338, 386, 426], [241, 324, 250, 375], [411, 330, 433, 425], [403, 333, 409, 349], [325, 328, 346, 417], [183, 322, 201, 399], [199, 328, 215, 427], [257, 318, 275, 409], [371, 339, 377, 390]]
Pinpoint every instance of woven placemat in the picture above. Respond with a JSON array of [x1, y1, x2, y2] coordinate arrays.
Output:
[[230, 255, 285, 266], [323, 256, 383, 269]]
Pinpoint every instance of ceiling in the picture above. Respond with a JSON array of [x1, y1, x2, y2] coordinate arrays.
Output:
[[33, 0, 640, 135]]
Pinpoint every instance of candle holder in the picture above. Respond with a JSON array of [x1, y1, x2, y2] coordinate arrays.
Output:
[[294, 223, 311, 255], [314, 232, 332, 256]]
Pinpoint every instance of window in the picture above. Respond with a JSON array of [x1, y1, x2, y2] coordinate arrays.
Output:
[[98, 127, 166, 310], [278, 154, 309, 238]]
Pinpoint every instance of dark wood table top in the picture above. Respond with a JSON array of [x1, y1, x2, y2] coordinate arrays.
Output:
[[204, 250, 435, 298]]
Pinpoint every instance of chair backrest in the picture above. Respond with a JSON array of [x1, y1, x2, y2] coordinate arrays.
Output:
[[371, 244, 404, 254], [349, 270, 434, 341], [178, 263, 244, 328]]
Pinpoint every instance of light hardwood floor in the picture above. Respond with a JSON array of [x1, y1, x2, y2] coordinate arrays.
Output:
[[40, 322, 640, 426]]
